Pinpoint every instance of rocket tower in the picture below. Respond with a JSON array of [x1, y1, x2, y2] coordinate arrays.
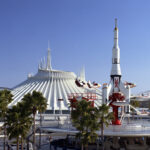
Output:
[[102, 19, 132, 125], [111, 18, 121, 77], [110, 18, 122, 95]]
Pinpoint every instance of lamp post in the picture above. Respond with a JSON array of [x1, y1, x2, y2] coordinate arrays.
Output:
[[58, 98, 63, 115], [58, 98, 63, 127]]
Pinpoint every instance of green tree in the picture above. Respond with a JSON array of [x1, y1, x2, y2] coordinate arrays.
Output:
[[37, 94, 47, 147], [130, 100, 140, 108], [5, 102, 32, 150], [17, 102, 32, 150], [0, 89, 13, 150], [71, 99, 99, 150], [22, 91, 47, 150], [130, 100, 140, 114], [97, 104, 114, 150]]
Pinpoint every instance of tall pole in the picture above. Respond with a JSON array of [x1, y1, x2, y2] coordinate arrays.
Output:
[[46, 41, 52, 70], [58, 99, 63, 127], [58, 99, 63, 115]]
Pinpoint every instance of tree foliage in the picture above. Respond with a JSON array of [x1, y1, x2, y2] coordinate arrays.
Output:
[[97, 104, 114, 128], [0, 89, 13, 150], [130, 100, 140, 108], [5, 102, 32, 150], [5, 90, 47, 150], [0, 89, 13, 118], [22, 91, 47, 115], [22, 91, 47, 150], [97, 104, 114, 150], [71, 100, 99, 149], [130, 100, 140, 112]]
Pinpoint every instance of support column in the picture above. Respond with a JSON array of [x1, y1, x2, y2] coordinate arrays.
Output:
[[102, 83, 108, 104], [125, 85, 130, 113]]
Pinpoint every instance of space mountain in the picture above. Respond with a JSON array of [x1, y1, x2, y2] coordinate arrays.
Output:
[[9, 45, 102, 114]]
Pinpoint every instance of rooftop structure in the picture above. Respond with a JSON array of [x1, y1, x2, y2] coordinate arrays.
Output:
[[9, 43, 102, 114]]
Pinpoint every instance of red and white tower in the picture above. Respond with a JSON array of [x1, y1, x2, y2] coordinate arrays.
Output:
[[102, 19, 131, 125]]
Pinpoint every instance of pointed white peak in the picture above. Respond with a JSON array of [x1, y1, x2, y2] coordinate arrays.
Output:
[[113, 18, 119, 48], [46, 41, 52, 70], [40, 58, 43, 69], [115, 18, 117, 29], [80, 66, 86, 82], [43, 56, 46, 69]]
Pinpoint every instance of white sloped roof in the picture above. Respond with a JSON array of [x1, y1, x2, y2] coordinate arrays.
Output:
[[9, 46, 102, 112], [10, 68, 102, 111]]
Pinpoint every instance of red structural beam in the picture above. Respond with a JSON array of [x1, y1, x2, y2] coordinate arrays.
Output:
[[68, 93, 97, 100], [68, 93, 97, 109]]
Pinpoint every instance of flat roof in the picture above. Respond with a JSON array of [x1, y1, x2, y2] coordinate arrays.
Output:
[[40, 122, 150, 137]]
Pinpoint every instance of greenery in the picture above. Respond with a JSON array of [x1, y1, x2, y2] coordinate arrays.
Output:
[[5, 102, 32, 150], [0, 89, 13, 150], [22, 91, 47, 150], [71, 99, 99, 150], [130, 100, 140, 108], [0, 89, 47, 150], [0, 89, 113, 150], [97, 104, 114, 150], [130, 100, 140, 112], [71, 100, 114, 150]]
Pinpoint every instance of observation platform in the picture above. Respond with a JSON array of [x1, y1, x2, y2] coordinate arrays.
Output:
[[39, 117, 150, 137]]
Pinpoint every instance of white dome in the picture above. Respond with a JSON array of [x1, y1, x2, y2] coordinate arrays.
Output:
[[9, 47, 102, 114], [10, 68, 102, 114]]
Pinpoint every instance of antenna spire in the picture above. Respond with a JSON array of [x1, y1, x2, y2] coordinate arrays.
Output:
[[46, 41, 52, 70], [113, 18, 119, 48], [114, 18, 118, 30], [115, 18, 117, 27]]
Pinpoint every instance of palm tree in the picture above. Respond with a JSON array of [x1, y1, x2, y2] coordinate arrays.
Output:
[[34, 92, 47, 126], [37, 94, 47, 147], [97, 104, 114, 150], [22, 91, 47, 150], [71, 99, 99, 150], [0, 89, 13, 150], [5, 102, 32, 150], [17, 102, 32, 150]]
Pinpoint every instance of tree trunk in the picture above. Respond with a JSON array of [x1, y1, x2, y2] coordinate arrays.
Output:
[[39, 112, 42, 148], [39, 129, 41, 148], [4, 118, 6, 150], [17, 137, 19, 150], [101, 124, 104, 150], [33, 113, 36, 150], [81, 144, 84, 150], [21, 137, 23, 150], [40, 112, 42, 126]]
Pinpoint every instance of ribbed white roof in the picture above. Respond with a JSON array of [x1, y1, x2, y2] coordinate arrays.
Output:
[[9, 46, 102, 113]]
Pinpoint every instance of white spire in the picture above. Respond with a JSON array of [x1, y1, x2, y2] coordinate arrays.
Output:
[[40, 58, 43, 69], [43, 56, 46, 69], [46, 41, 52, 70], [80, 66, 86, 81], [111, 18, 121, 76], [115, 18, 117, 29], [113, 18, 119, 48]]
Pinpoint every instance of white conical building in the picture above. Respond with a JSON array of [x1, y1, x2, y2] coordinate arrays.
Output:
[[9, 45, 102, 114]]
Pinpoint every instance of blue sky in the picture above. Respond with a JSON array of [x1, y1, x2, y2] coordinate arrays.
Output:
[[0, 0, 150, 93]]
